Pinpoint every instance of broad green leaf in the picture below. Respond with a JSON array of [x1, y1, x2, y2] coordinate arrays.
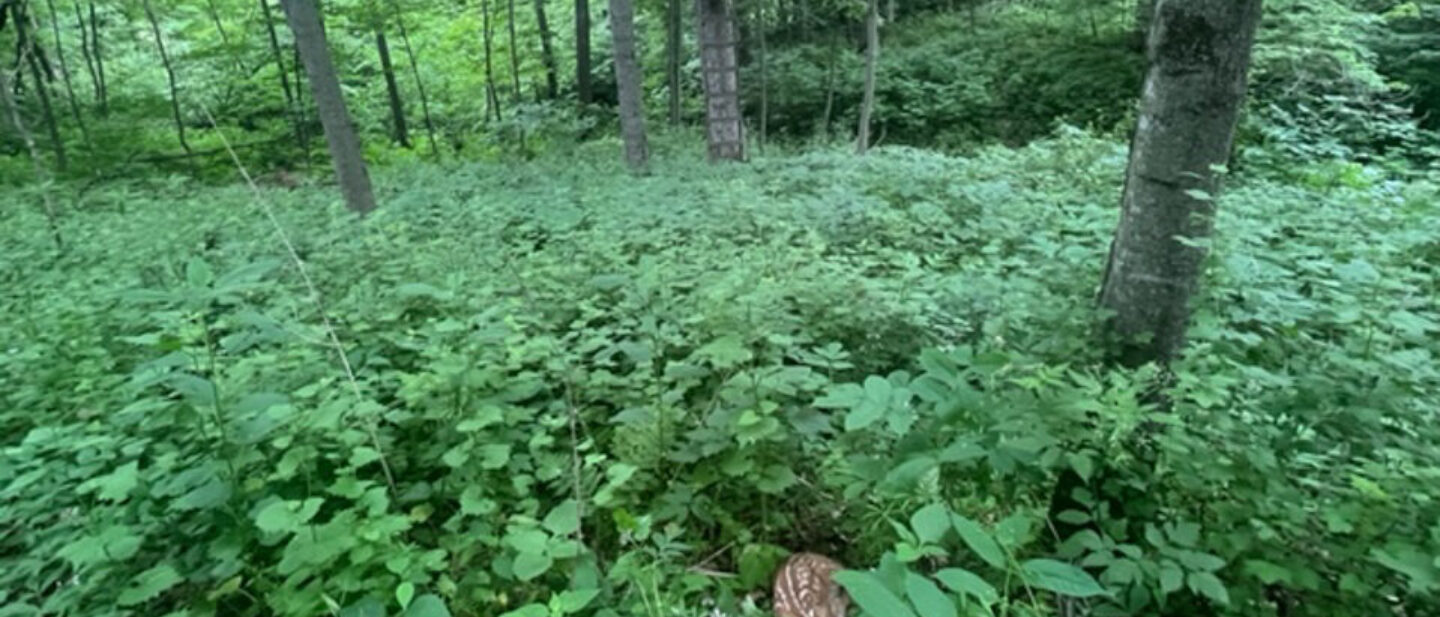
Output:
[[833, 571, 918, 617], [171, 479, 231, 511], [951, 514, 1005, 570], [403, 594, 453, 617], [845, 376, 893, 432], [513, 552, 554, 581], [910, 503, 951, 544], [1159, 563, 1185, 594], [506, 529, 551, 553], [396, 582, 416, 609], [498, 604, 549, 617], [556, 588, 600, 613], [117, 564, 183, 606], [1020, 559, 1108, 598], [1242, 560, 1292, 585], [935, 568, 998, 605], [904, 572, 956, 617], [1186, 572, 1230, 605], [94, 461, 140, 503], [480, 444, 512, 469], [543, 500, 581, 536]]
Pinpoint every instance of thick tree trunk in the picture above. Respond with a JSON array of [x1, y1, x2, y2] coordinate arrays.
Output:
[[375, 30, 411, 148], [141, 0, 192, 163], [88, 1, 105, 116], [533, 0, 558, 99], [665, 0, 681, 125], [855, 0, 877, 154], [1098, 0, 1263, 367], [696, 0, 743, 161], [281, 0, 378, 215], [576, 0, 592, 105], [481, 0, 502, 120], [606, 0, 648, 172], [390, 2, 438, 156], [0, 67, 63, 251], [44, 0, 90, 150]]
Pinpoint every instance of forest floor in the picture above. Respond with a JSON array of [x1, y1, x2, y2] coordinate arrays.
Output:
[[3, 132, 1439, 616]]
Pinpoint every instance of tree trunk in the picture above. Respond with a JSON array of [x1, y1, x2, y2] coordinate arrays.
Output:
[[88, 1, 105, 116], [14, 3, 68, 172], [260, 0, 309, 156], [390, 1, 438, 156], [292, 42, 314, 162], [606, 0, 648, 172], [533, 0, 558, 99], [506, 0, 521, 102], [481, 0, 502, 120], [757, 3, 767, 152], [70, 0, 99, 111], [43, 0, 90, 149], [821, 33, 837, 139], [1131, 0, 1154, 49], [205, 0, 230, 46], [141, 0, 192, 164], [576, 0, 592, 106], [1098, 0, 1263, 367], [665, 0, 681, 125], [0, 66, 63, 251], [281, 0, 378, 215], [696, 0, 743, 161], [375, 30, 411, 148], [855, 0, 877, 155]]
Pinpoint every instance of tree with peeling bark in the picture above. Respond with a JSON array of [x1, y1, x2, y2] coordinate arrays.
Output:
[[281, 0, 377, 215], [696, 0, 743, 161], [1098, 0, 1264, 367], [607, 0, 648, 172]]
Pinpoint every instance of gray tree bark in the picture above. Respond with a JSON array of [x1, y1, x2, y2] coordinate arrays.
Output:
[[607, 0, 649, 171], [533, 0, 558, 99], [696, 0, 743, 161], [855, 0, 878, 154], [1098, 0, 1263, 366], [375, 30, 411, 148], [665, 0, 681, 125], [281, 0, 377, 215], [576, 0, 592, 105]]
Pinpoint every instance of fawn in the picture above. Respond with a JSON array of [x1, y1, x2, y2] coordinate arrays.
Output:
[[772, 553, 849, 617]]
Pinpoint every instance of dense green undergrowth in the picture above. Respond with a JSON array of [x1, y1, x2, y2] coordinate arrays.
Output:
[[2, 133, 1439, 617]]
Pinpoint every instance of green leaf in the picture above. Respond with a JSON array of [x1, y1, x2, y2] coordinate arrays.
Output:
[[498, 604, 549, 617], [94, 461, 140, 503], [1186, 572, 1230, 605], [555, 588, 600, 614], [694, 334, 752, 369], [513, 552, 554, 581], [1159, 563, 1185, 594], [1241, 560, 1291, 585], [951, 514, 1006, 570], [845, 376, 893, 432], [171, 478, 231, 511], [1067, 452, 1095, 482], [480, 444, 512, 469], [507, 528, 551, 554], [543, 500, 581, 536], [833, 571, 918, 617], [1020, 559, 1108, 598], [910, 503, 951, 544], [117, 564, 183, 606], [396, 582, 416, 609], [904, 572, 957, 617], [255, 500, 302, 534], [934, 568, 998, 605], [403, 594, 453, 617]]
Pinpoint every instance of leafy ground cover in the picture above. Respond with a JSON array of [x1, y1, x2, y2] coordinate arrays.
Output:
[[2, 132, 1438, 617]]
